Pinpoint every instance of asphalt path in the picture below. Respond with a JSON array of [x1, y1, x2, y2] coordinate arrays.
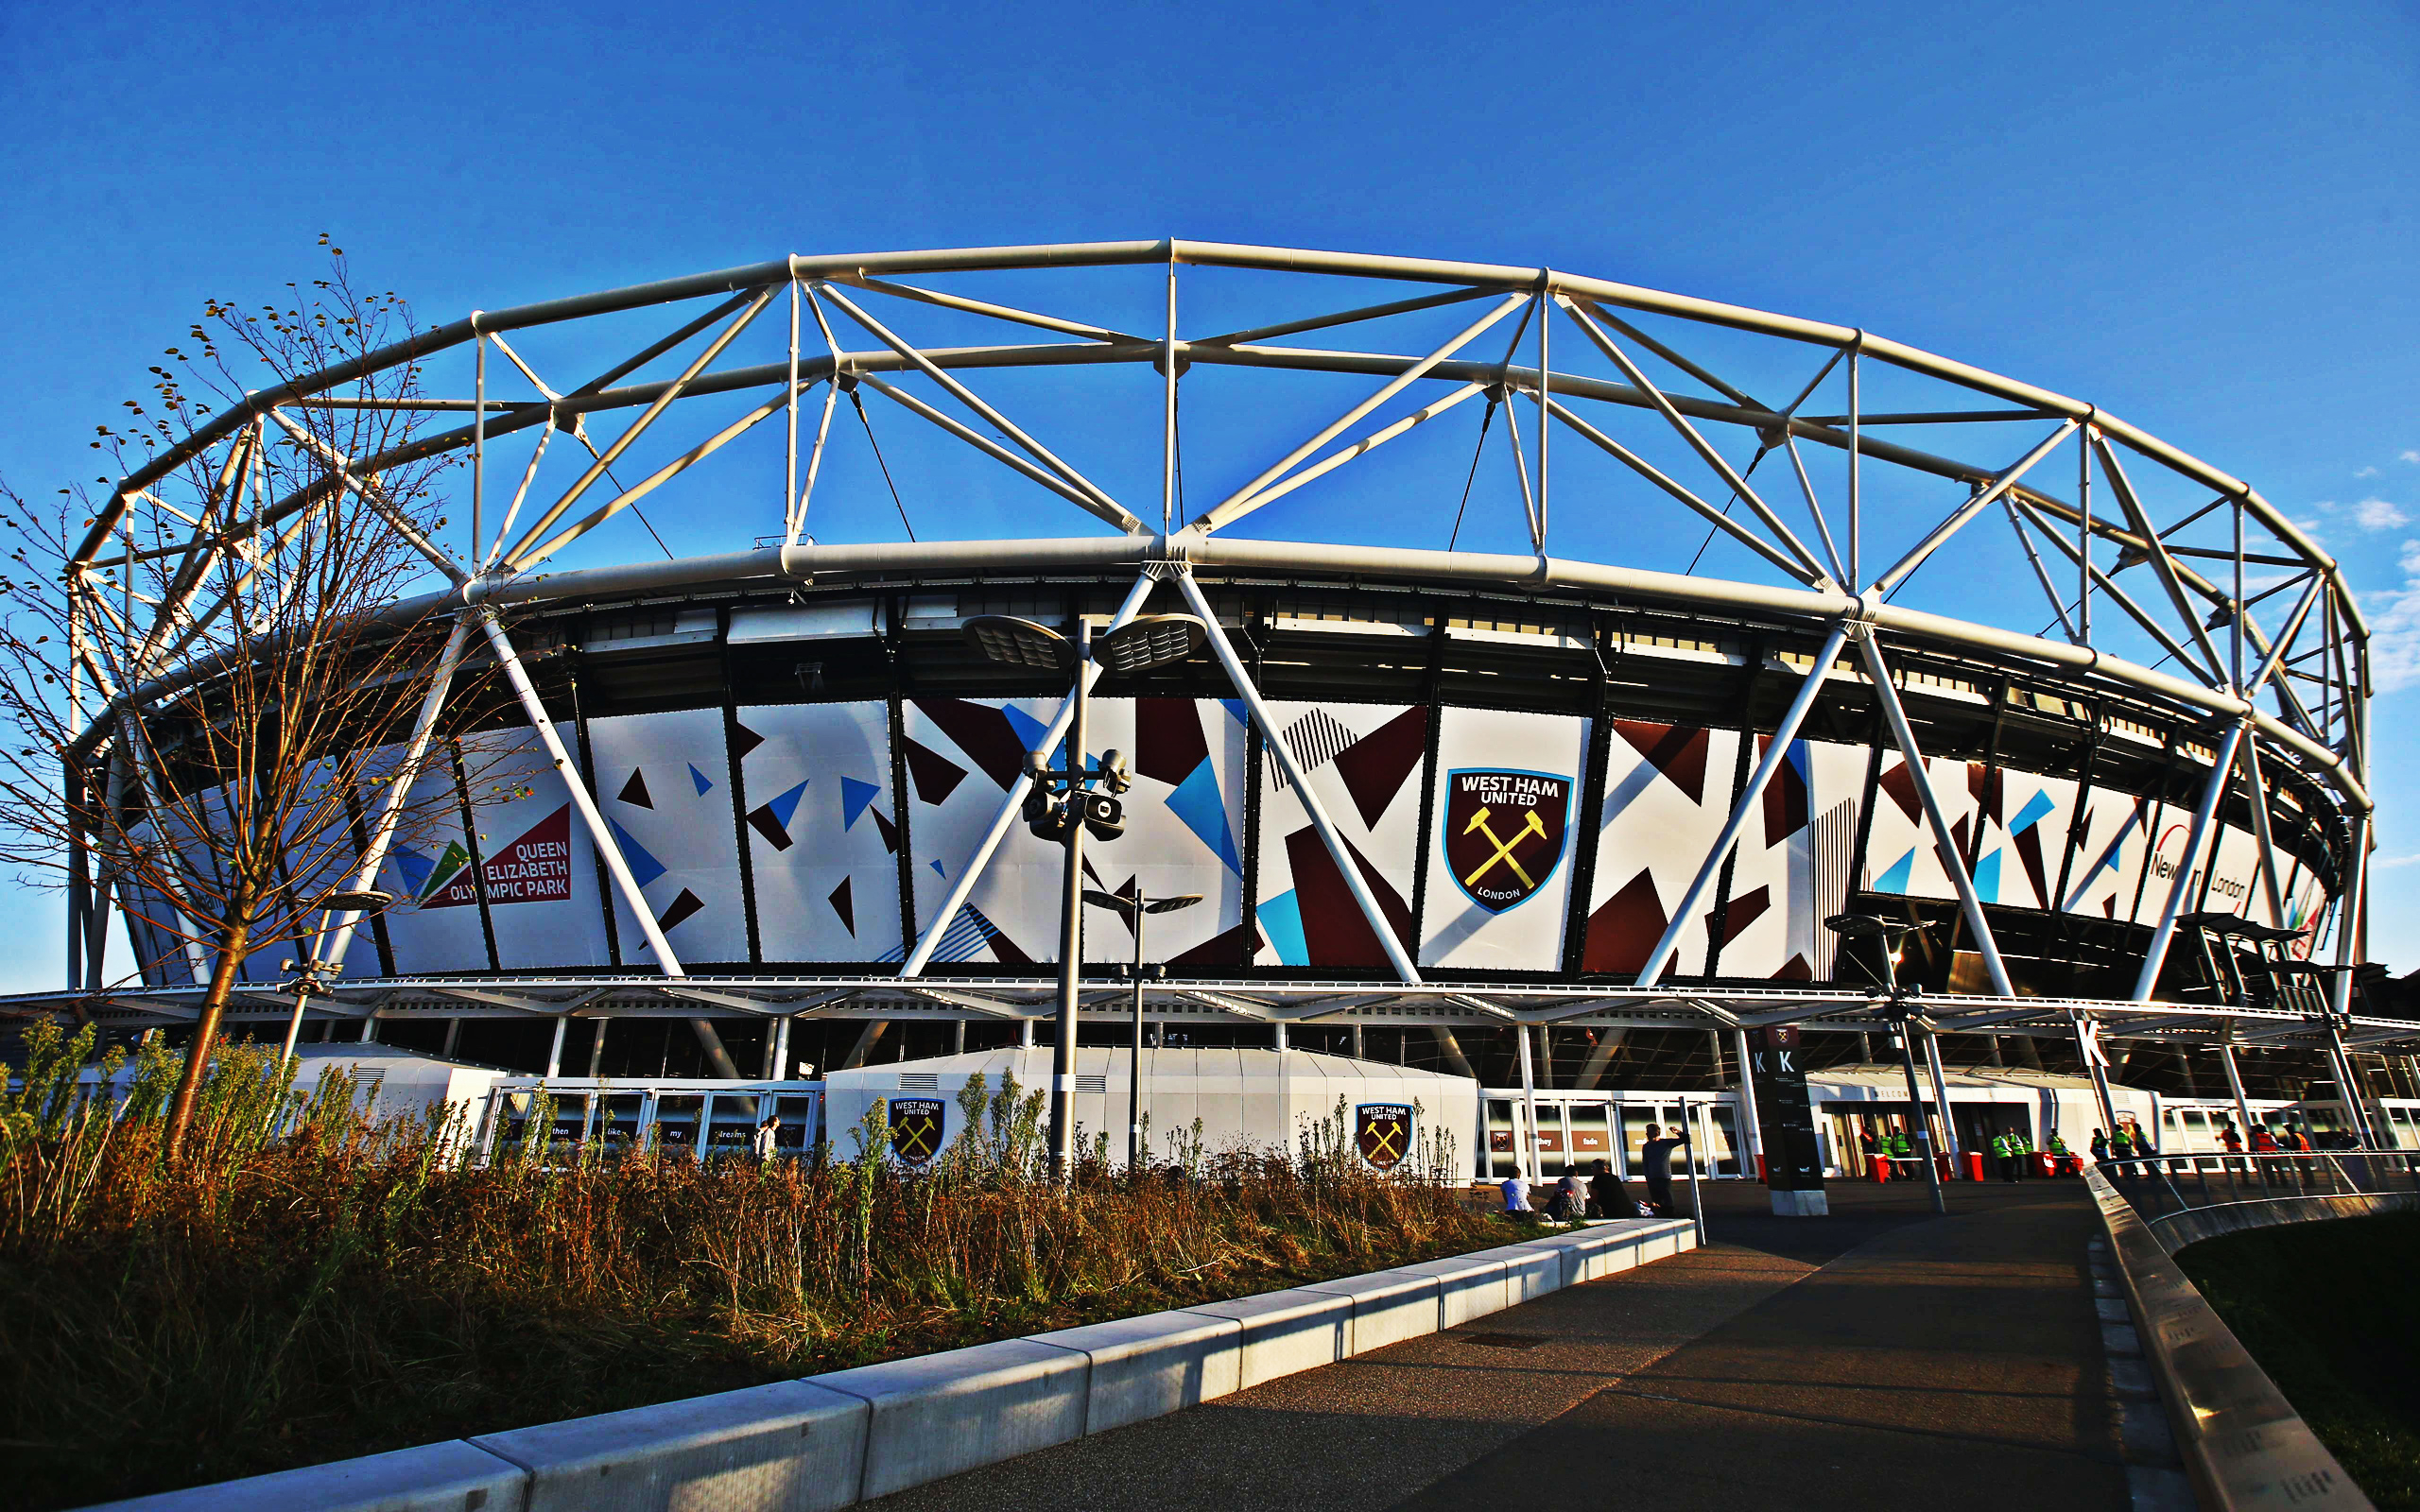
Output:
[[865, 1178, 2128, 1512]]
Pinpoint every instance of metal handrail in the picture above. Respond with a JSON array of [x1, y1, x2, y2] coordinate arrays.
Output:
[[2098, 1150, 2420, 1250], [2084, 1165, 2374, 1509]]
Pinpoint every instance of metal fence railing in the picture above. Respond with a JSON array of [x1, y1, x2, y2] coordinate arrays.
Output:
[[2099, 1151, 2420, 1250]]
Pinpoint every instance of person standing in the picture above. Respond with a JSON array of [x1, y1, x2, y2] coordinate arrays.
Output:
[[1993, 1130, 2020, 1182], [752, 1113, 781, 1165], [1638, 1124, 1685, 1217]]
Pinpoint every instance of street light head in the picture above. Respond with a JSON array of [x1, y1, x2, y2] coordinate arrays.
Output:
[[1095, 613, 1205, 675], [963, 615, 1075, 673], [1145, 893, 1203, 914], [319, 888, 394, 914], [1081, 887, 1136, 917], [1826, 913, 1924, 940]]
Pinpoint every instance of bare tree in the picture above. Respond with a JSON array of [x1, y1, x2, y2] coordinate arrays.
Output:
[[0, 246, 488, 1158]]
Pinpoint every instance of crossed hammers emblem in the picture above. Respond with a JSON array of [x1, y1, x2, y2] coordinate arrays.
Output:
[[1362, 1117, 1407, 1163], [1461, 805, 1545, 889]]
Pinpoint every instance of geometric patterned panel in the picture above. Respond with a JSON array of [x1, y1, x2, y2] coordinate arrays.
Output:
[[589, 706, 749, 966], [1582, 721, 1742, 979], [741, 701, 905, 964], [454, 725, 611, 972], [1253, 700, 1426, 971], [366, 739, 495, 976], [1417, 707, 1590, 971], [1719, 737, 1867, 982]]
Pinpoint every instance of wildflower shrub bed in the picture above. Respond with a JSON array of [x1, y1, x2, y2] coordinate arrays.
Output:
[[1, 1023, 1503, 1510]]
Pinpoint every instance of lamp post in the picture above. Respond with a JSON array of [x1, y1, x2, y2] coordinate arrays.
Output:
[[1828, 914, 1946, 1215], [1083, 882, 1201, 1172], [280, 887, 394, 1069], [963, 610, 1206, 1181]]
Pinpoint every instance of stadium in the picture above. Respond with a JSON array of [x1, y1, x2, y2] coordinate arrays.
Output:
[[24, 240, 2420, 1181]]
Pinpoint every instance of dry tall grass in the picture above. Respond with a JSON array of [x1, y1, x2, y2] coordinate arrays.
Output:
[[1, 1022, 1505, 1509]]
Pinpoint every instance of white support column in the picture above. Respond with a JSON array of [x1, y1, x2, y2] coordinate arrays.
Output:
[[1634, 619, 1852, 988], [477, 611, 684, 976], [1176, 567, 1423, 984], [1515, 1021, 1539, 1184], [2235, 734, 2290, 927], [546, 1016, 568, 1079], [1733, 1026, 1764, 1173], [899, 571, 1157, 977], [2131, 721, 2248, 1002], [2219, 1036, 2256, 1147], [1858, 631, 2016, 998], [1922, 1026, 1961, 1160], [315, 617, 474, 978]]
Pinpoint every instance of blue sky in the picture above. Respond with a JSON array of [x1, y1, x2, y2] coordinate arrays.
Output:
[[1, 0, 2414, 990]]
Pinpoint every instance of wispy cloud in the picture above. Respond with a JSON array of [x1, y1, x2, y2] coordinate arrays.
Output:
[[2376, 853, 2420, 870], [2404, 450, 2420, 465], [2359, 466, 2381, 478], [2357, 497, 2411, 530], [2367, 540, 2420, 693]]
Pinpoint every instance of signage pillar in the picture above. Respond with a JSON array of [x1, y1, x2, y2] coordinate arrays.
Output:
[[1749, 1024, 1829, 1216]]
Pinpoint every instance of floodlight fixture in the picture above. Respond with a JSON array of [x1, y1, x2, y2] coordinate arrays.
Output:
[[1095, 613, 1205, 675], [319, 888, 395, 914], [963, 614, 1075, 673]]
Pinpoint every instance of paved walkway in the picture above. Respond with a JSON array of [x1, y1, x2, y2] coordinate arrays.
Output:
[[865, 1178, 2132, 1512]]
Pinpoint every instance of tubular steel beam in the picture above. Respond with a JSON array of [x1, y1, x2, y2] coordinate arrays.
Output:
[[2131, 721, 2250, 1002], [1858, 630, 2017, 998], [1176, 566, 1424, 984], [1632, 619, 1854, 988]]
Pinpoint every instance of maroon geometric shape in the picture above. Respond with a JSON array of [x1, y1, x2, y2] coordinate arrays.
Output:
[[729, 722, 765, 759], [827, 876, 856, 936], [1582, 868, 1668, 975], [657, 887, 705, 932], [746, 803, 793, 851], [869, 806, 900, 855], [1877, 758, 1922, 822], [1774, 953, 1813, 981], [1284, 826, 1413, 969], [913, 698, 1030, 791], [1711, 885, 1770, 948], [1332, 707, 1428, 831], [616, 768, 653, 809], [905, 739, 969, 806], [1757, 736, 1809, 850], [1171, 919, 1257, 968], [2014, 824, 2049, 908], [1615, 720, 1708, 806], [1136, 696, 1210, 787]]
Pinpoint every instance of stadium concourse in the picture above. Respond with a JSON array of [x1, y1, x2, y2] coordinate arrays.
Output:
[[14, 240, 2420, 1166]]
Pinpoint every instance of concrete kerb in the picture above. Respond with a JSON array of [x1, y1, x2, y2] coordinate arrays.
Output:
[[471, 1381, 869, 1512], [810, 1338, 1091, 1502], [80, 1219, 1694, 1512], [81, 1440, 531, 1512]]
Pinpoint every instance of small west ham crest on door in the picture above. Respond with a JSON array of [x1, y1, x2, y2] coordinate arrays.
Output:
[[890, 1098, 945, 1163], [1357, 1103, 1413, 1171], [1444, 769, 1571, 913]]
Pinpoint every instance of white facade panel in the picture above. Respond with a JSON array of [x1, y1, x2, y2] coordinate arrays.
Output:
[[589, 707, 750, 965], [1252, 700, 1426, 971], [739, 701, 905, 964], [1581, 721, 1741, 979], [1719, 738, 1867, 981], [1418, 709, 1589, 971]]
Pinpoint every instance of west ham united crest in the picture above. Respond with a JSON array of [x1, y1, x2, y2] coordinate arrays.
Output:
[[1357, 1103, 1412, 1171], [889, 1098, 945, 1163], [1444, 769, 1570, 913]]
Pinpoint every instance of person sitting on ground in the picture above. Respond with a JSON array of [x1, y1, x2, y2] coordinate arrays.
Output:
[[1499, 1169, 1532, 1219], [1638, 1125, 1685, 1216], [1586, 1158, 1624, 1219], [1544, 1167, 1581, 1221]]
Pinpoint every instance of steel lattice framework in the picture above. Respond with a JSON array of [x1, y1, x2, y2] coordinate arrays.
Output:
[[25, 240, 2410, 1078]]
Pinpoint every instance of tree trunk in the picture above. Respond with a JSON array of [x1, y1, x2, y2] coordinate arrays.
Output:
[[163, 916, 251, 1161]]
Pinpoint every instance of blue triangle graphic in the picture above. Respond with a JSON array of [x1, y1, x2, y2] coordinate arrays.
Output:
[[930, 858, 947, 877], [1875, 848, 1916, 896], [841, 776, 882, 832], [1165, 758, 1242, 873], [1260, 889, 1307, 966], [391, 847, 433, 895], [606, 818, 668, 890], [2009, 787, 2055, 835], [764, 780, 808, 832], [1001, 704, 1052, 756], [1974, 848, 2003, 904], [1220, 699, 1248, 727], [689, 763, 714, 797]]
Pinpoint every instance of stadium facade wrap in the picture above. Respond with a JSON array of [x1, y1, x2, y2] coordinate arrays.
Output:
[[27, 241, 2416, 1130]]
